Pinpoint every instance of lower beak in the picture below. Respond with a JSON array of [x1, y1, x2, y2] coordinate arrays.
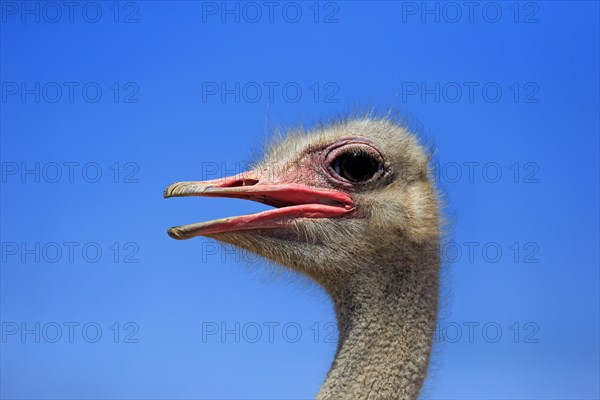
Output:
[[164, 171, 354, 240]]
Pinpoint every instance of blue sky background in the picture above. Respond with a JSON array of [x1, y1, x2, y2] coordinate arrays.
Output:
[[1, 1, 599, 399]]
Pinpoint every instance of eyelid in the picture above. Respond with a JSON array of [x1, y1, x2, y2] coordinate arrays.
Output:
[[344, 146, 370, 156]]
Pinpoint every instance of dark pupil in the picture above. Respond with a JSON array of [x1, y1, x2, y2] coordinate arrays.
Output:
[[332, 152, 379, 182]]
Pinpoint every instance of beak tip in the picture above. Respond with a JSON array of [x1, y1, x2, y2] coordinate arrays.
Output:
[[164, 181, 210, 198], [167, 227, 185, 240], [164, 183, 177, 198]]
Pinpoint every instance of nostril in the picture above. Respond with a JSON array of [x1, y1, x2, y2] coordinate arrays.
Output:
[[221, 178, 260, 188], [242, 179, 259, 186]]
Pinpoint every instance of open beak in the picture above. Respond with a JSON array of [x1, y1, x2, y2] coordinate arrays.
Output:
[[164, 170, 355, 240]]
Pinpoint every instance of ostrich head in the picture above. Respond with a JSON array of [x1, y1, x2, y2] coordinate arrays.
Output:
[[165, 117, 439, 289], [165, 116, 442, 399]]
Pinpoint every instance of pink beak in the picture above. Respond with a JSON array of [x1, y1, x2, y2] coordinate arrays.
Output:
[[164, 170, 355, 239]]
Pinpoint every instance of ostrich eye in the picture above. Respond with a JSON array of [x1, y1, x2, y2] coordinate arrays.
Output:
[[331, 151, 380, 182]]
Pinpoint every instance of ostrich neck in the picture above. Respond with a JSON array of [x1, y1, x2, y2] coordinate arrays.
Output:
[[317, 248, 439, 400]]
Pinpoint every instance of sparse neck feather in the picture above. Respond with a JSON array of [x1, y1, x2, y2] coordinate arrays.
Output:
[[317, 242, 439, 400]]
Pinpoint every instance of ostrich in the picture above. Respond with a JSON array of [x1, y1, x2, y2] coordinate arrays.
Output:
[[164, 116, 441, 399]]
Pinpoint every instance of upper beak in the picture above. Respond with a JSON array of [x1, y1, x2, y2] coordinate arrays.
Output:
[[164, 170, 354, 240]]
